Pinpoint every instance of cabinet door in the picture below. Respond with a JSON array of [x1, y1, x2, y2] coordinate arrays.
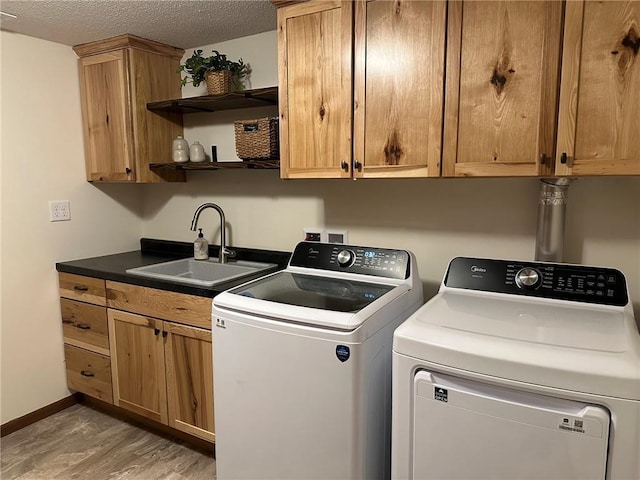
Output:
[[443, 1, 563, 177], [353, 0, 446, 178], [78, 51, 135, 182], [108, 309, 168, 423], [278, 1, 353, 178], [165, 323, 215, 442], [556, 1, 640, 176]]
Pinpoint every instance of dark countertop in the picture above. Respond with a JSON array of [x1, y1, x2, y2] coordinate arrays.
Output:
[[56, 238, 291, 298]]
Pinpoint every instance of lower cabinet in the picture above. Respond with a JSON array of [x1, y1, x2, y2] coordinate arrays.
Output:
[[58, 273, 214, 444], [64, 344, 113, 404], [108, 309, 215, 442], [165, 322, 215, 442]]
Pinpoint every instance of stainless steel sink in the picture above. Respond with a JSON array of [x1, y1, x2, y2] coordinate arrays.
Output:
[[126, 257, 277, 287]]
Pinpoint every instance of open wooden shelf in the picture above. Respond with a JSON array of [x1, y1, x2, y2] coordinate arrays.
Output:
[[150, 160, 280, 171], [147, 87, 278, 114]]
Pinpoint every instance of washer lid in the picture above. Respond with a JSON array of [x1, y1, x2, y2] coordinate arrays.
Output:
[[394, 291, 640, 399], [214, 270, 406, 331], [231, 271, 395, 312]]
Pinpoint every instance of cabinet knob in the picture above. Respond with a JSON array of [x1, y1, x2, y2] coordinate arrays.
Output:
[[560, 152, 573, 167], [341, 160, 349, 172], [125, 167, 132, 175], [354, 160, 362, 172], [154, 328, 160, 336], [539, 153, 546, 165]]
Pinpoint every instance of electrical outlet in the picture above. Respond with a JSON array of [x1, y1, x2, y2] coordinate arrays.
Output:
[[327, 230, 348, 244], [49, 200, 71, 222]]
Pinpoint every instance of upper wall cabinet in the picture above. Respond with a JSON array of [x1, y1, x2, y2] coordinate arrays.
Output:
[[277, 1, 354, 179], [555, 0, 640, 176], [442, 1, 563, 177], [354, 0, 446, 178], [73, 35, 185, 183], [276, 0, 446, 179]]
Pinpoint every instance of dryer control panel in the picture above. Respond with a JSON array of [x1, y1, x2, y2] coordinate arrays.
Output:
[[444, 257, 628, 306], [290, 242, 410, 279]]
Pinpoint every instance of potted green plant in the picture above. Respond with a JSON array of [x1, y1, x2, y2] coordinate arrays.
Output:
[[178, 49, 251, 95]]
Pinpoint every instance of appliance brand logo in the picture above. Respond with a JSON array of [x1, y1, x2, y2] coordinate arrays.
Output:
[[308, 247, 320, 256], [471, 266, 487, 273]]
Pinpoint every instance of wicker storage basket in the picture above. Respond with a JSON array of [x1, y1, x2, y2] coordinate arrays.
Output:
[[205, 70, 232, 95], [234, 117, 279, 160]]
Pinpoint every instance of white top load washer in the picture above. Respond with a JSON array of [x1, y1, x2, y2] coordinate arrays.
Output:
[[392, 257, 640, 480], [213, 241, 423, 480]]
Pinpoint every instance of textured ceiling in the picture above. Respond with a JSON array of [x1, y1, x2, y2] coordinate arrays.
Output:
[[0, 0, 277, 49]]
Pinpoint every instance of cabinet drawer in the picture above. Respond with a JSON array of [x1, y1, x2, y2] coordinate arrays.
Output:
[[59, 273, 106, 306], [61, 299, 109, 356], [106, 281, 211, 329], [64, 344, 113, 404]]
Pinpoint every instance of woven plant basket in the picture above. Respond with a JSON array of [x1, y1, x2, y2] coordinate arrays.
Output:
[[205, 70, 232, 95], [234, 117, 280, 160]]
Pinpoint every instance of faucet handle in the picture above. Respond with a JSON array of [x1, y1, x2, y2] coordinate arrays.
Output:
[[223, 248, 236, 259]]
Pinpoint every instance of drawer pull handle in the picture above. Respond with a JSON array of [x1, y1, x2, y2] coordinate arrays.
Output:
[[80, 370, 95, 378], [73, 285, 89, 292], [76, 323, 91, 330]]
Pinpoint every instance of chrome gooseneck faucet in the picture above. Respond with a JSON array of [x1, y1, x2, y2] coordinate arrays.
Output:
[[190, 203, 234, 264]]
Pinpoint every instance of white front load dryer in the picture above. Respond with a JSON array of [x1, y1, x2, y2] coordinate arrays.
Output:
[[392, 257, 640, 480]]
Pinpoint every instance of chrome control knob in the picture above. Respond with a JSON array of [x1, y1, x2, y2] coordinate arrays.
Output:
[[337, 250, 355, 267], [515, 268, 541, 289]]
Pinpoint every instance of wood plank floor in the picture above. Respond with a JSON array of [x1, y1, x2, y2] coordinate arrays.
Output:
[[1, 404, 216, 479]]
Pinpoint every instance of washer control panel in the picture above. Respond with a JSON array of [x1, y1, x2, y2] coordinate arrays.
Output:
[[290, 242, 410, 279], [445, 257, 628, 306]]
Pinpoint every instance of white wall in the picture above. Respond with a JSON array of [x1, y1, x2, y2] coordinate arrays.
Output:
[[142, 172, 640, 312], [0, 32, 143, 424]]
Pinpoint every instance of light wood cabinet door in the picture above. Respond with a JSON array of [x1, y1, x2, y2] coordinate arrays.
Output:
[[108, 309, 168, 424], [78, 51, 135, 182], [278, 1, 354, 178], [75, 35, 185, 183], [443, 1, 563, 177], [556, 0, 640, 176], [165, 323, 215, 442], [353, 0, 446, 178]]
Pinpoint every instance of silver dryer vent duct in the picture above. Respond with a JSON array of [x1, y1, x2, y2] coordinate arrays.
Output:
[[535, 178, 573, 263]]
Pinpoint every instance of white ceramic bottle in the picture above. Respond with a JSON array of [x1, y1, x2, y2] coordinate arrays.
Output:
[[190, 141, 206, 163], [172, 136, 189, 163], [194, 228, 209, 260]]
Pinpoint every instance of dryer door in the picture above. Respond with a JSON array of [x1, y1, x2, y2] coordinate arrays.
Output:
[[412, 371, 610, 480]]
